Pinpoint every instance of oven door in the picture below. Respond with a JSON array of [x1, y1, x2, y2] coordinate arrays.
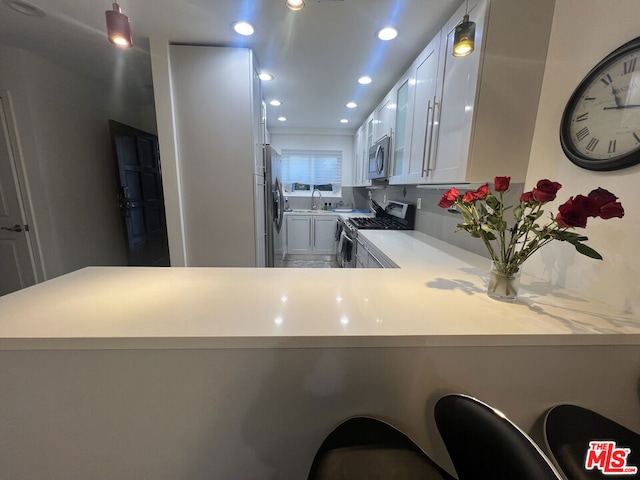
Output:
[[337, 220, 355, 268]]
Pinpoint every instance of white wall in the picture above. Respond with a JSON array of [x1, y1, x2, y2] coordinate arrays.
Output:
[[523, 0, 640, 314], [0, 46, 149, 280]]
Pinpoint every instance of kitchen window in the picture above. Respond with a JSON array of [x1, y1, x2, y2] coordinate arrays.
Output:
[[280, 150, 342, 196]]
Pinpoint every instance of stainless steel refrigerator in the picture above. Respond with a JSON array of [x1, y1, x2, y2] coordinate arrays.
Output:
[[264, 145, 284, 267]]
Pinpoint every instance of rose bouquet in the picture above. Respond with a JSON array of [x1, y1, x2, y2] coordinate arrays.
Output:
[[438, 176, 624, 299]]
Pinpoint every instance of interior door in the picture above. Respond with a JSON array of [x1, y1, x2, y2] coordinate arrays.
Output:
[[109, 120, 170, 267], [0, 93, 36, 295]]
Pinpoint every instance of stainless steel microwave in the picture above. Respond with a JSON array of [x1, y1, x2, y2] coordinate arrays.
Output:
[[368, 135, 391, 180]]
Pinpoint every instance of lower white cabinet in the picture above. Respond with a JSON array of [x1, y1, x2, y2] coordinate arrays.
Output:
[[286, 215, 338, 255], [313, 216, 339, 254], [355, 235, 397, 269]]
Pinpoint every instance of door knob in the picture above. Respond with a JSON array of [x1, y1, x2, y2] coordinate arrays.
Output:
[[1, 224, 23, 233]]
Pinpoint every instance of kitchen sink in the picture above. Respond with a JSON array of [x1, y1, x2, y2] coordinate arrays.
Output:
[[288, 209, 334, 214]]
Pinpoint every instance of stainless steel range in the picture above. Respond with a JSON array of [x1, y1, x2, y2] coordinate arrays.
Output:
[[349, 200, 415, 230], [337, 200, 415, 268]]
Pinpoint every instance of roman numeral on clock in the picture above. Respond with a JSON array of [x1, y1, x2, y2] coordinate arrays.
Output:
[[634, 132, 640, 144], [608, 139, 616, 153], [600, 73, 613, 86], [586, 137, 600, 152], [624, 57, 637, 75], [576, 127, 590, 141], [576, 112, 589, 122]]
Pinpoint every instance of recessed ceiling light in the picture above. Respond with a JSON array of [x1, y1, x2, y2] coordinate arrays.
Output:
[[4, 0, 44, 16], [340, 119, 349, 124], [270, 100, 282, 106], [285, 0, 304, 11], [259, 72, 274, 81], [358, 76, 372, 85], [277, 117, 287, 122], [232, 21, 254, 36], [377, 27, 398, 41], [346, 102, 357, 109]]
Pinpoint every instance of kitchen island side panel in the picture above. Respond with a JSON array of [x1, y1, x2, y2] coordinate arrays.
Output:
[[1, 344, 638, 480]]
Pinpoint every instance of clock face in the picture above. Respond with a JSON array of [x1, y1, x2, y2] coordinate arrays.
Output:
[[560, 36, 640, 171]]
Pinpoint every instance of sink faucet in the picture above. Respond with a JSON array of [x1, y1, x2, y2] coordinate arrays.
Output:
[[311, 188, 323, 210]]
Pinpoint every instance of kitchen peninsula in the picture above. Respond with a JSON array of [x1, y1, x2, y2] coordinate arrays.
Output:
[[1, 233, 639, 480]]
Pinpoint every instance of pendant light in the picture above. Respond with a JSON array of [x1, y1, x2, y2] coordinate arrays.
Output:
[[452, 0, 475, 57], [105, 2, 133, 48], [285, 0, 304, 11]]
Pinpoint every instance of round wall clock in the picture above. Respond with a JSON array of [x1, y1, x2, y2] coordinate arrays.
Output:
[[560, 36, 640, 171]]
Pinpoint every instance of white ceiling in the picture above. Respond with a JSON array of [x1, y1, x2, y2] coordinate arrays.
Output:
[[0, 0, 461, 134]]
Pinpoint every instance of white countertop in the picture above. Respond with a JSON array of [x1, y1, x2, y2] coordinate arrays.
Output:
[[1, 232, 638, 351]]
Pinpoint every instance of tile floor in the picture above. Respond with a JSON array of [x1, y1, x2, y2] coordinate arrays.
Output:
[[275, 254, 339, 268]]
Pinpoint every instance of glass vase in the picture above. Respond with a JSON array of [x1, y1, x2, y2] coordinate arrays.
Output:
[[487, 262, 520, 302]]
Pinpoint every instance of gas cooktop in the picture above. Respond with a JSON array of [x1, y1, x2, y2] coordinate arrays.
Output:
[[348, 217, 409, 230], [348, 200, 415, 231]]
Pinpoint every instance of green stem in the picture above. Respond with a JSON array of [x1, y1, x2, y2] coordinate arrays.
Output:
[[499, 191, 507, 266]]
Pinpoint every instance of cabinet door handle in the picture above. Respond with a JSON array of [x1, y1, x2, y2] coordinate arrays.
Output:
[[428, 99, 441, 175], [422, 100, 433, 176]]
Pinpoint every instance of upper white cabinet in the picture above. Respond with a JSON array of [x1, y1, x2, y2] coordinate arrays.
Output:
[[374, 88, 396, 144], [390, 34, 442, 185], [352, 114, 373, 187], [428, 0, 485, 183], [351, 124, 364, 187], [363, 0, 555, 186], [391, 73, 410, 179]]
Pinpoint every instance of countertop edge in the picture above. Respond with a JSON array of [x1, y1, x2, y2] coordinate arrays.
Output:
[[3, 333, 640, 351]]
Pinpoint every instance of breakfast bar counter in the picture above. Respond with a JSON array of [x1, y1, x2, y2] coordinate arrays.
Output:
[[1, 232, 638, 350], [1, 234, 639, 479]]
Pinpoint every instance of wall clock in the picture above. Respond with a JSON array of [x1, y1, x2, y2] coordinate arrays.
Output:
[[560, 36, 640, 171]]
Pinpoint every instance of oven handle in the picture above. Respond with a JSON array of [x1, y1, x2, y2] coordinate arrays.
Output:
[[340, 231, 354, 267]]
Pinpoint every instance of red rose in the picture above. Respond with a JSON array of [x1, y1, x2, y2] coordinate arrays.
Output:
[[474, 184, 490, 199], [588, 188, 617, 209], [556, 195, 591, 228], [494, 176, 511, 192], [462, 191, 476, 203], [520, 191, 533, 203], [587, 188, 624, 219], [438, 187, 460, 208], [533, 179, 562, 203], [599, 201, 625, 219]]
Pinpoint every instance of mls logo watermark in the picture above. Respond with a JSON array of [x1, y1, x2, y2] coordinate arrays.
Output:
[[585, 441, 638, 475]]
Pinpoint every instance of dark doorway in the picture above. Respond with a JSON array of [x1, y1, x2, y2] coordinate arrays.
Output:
[[109, 120, 170, 266]]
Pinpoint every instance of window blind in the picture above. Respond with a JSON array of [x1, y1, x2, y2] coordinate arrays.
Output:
[[280, 150, 342, 191]]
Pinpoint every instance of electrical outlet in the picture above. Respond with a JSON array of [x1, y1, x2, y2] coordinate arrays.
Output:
[[417, 197, 422, 209], [383, 194, 387, 204]]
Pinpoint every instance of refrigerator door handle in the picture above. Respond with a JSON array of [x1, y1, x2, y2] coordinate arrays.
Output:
[[274, 177, 284, 233]]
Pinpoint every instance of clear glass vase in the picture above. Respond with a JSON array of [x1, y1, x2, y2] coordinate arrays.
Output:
[[487, 261, 520, 302]]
